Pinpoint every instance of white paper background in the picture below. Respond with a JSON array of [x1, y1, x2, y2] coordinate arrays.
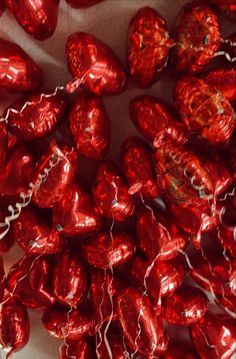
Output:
[[0, 0, 234, 358]]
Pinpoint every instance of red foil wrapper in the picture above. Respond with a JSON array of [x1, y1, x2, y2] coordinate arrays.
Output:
[[65, 0, 103, 8], [154, 140, 215, 245], [130, 256, 185, 300], [82, 231, 135, 268], [5, 0, 59, 40], [204, 66, 236, 105], [12, 209, 64, 255], [0, 38, 43, 92], [207, 0, 236, 21], [0, 143, 34, 200], [42, 304, 94, 340], [163, 285, 209, 326], [92, 161, 135, 221], [0, 298, 30, 354], [216, 223, 236, 258], [60, 338, 93, 359], [190, 311, 236, 359], [120, 136, 159, 197], [53, 183, 102, 236], [171, 3, 221, 75], [69, 92, 111, 160], [66, 32, 127, 95], [190, 254, 236, 298], [90, 270, 125, 326], [31, 141, 78, 208], [163, 343, 198, 359], [6, 256, 55, 309], [97, 332, 128, 359], [129, 95, 189, 146], [136, 207, 189, 261], [6, 90, 68, 141], [0, 212, 15, 253], [0, 121, 7, 175], [117, 287, 168, 356], [127, 7, 173, 88], [52, 253, 87, 307], [174, 77, 235, 145], [0, 257, 5, 301]]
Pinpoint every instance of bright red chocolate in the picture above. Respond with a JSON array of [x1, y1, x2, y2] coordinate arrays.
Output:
[[12, 209, 64, 255], [171, 3, 221, 75], [42, 305, 94, 340], [120, 137, 159, 197], [0, 298, 30, 355], [154, 140, 216, 246], [136, 207, 189, 260], [69, 92, 111, 160], [92, 161, 135, 221], [117, 287, 168, 356], [66, 32, 127, 95], [6, 90, 68, 141], [52, 253, 87, 307], [174, 77, 235, 145], [60, 338, 93, 359], [5, 0, 59, 40], [6, 256, 55, 309], [82, 231, 135, 268], [0, 143, 34, 200], [31, 141, 78, 208], [130, 256, 185, 300], [90, 271, 125, 327], [65, 0, 103, 8], [190, 311, 236, 359], [53, 183, 102, 236], [129, 95, 189, 146], [0, 38, 43, 92], [204, 66, 236, 105], [127, 7, 173, 88], [163, 285, 209, 326]]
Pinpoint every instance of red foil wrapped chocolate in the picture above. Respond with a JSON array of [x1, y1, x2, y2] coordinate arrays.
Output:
[[52, 253, 87, 307], [92, 161, 135, 221], [127, 7, 173, 88], [0, 257, 5, 301], [190, 310, 236, 359], [171, 3, 221, 75], [0, 38, 43, 92], [163, 285, 209, 326], [174, 77, 235, 145], [12, 209, 64, 255], [129, 95, 189, 146], [69, 92, 111, 160], [0, 121, 7, 175], [0, 298, 30, 355], [97, 332, 128, 359], [53, 183, 102, 236], [0, 212, 15, 253], [163, 343, 198, 359], [120, 136, 159, 197], [42, 304, 94, 340], [31, 141, 78, 208], [204, 66, 236, 105], [65, 0, 103, 8], [90, 271, 125, 326], [154, 140, 215, 245], [6, 90, 68, 141], [117, 287, 168, 356], [130, 256, 185, 300], [6, 256, 55, 309], [0, 143, 34, 200], [82, 231, 135, 268], [5, 0, 60, 40], [66, 32, 127, 95], [136, 206, 189, 260], [60, 338, 93, 359]]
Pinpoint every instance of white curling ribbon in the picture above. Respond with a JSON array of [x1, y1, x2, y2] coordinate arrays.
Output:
[[0, 153, 63, 241], [0, 86, 65, 125]]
